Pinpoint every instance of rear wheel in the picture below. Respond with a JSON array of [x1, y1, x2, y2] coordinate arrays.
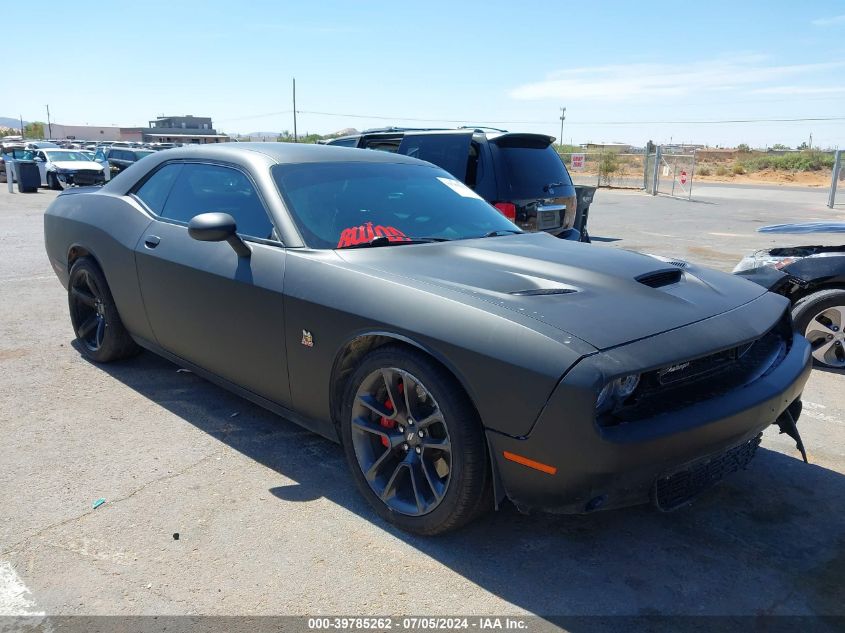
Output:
[[68, 257, 139, 363], [792, 289, 845, 369], [340, 346, 490, 535]]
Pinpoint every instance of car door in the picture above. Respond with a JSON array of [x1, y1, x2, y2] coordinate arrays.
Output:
[[35, 151, 48, 185], [132, 161, 291, 407], [93, 149, 110, 181]]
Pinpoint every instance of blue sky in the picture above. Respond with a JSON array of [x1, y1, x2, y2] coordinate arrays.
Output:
[[5, 0, 845, 147]]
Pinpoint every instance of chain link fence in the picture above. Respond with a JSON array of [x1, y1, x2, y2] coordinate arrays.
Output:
[[559, 152, 647, 188], [657, 151, 696, 198]]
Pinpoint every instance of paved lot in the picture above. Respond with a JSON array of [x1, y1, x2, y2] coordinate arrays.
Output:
[[0, 184, 843, 621]]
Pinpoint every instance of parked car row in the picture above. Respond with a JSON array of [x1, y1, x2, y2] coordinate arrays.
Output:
[[2, 141, 159, 188]]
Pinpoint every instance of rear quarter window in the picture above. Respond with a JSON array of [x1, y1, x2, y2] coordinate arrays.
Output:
[[326, 137, 359, 147]]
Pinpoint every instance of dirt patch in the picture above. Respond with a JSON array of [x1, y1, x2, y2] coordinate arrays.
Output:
[[0, 348, 29, 360], [696, 169, 830, 187]]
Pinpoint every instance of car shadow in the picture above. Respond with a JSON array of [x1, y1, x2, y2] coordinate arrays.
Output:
[[83, 349, 845, 620]]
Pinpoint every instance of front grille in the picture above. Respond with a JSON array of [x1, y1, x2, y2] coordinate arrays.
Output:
[[71, 170, 101, 185], [653, 434, 761, 511], [600, 310, 792, 427]]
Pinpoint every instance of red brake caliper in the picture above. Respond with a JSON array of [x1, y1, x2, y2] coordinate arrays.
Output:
[[379, 381, 403, 447]]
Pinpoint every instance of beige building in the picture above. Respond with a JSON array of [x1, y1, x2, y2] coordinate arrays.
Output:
[[43, 115, 230, 144]]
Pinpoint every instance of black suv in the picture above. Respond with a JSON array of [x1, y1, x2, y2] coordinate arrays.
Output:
[[325, 128, 582, 239], [94, 147, 156, 175]]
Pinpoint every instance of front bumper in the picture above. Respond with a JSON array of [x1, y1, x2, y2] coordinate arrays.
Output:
[[55, 170, 105, 187], [487, 326, 812, 515]]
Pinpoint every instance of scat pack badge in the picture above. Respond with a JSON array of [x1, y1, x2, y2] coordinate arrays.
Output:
[[301, 330, 314, 348]]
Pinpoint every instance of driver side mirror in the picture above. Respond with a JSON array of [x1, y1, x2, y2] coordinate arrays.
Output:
[[187, 212, 251, 258]]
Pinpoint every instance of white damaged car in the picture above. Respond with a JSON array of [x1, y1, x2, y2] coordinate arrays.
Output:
[[28, 148, 106, 189]]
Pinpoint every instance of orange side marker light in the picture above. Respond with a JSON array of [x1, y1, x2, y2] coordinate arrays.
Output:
[[502, 451, 557, 475]]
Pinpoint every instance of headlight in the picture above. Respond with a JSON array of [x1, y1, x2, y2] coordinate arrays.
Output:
[[595, 382, 615, 412], [732, 251, 798, 273], [616, 374, 640, 398], [595, 374, 641, 414]]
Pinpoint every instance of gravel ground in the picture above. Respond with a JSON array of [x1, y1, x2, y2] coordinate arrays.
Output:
[[0, 184, 843, 623]]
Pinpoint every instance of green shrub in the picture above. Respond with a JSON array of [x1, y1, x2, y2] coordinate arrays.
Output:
[[715, 165, 729, 176], [598, 152, 620, 185], [696, 165, 711, 176], [732, 162, 746, 175], [740, 151, 835, 172]]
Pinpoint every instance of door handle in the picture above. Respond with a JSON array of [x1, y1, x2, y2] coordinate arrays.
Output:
[[144, 235, 161, 248]]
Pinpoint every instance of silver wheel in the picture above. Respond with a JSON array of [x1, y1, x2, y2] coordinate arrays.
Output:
[[804, 305, 845, 368]]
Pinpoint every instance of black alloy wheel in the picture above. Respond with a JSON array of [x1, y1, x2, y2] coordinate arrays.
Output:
[[341, 346, 490, 535], [67, 258, 139, 363], [350, 366, 452, 516]]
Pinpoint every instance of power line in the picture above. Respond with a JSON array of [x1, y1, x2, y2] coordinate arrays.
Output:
[[296, 110, 845, 125], [217, 108, 845, 127]]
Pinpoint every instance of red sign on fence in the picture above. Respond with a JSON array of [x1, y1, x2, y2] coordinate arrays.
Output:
[[680, 170, 688, 184], [571, 153, 586, 170]]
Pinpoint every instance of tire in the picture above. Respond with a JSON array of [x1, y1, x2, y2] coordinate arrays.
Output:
[[67, 257, 140, 363], [47, 172, 63, 190], [792, 288, 845, 369], [340, 345, 491, 535]]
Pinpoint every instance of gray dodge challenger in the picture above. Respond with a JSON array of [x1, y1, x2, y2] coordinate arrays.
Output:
[[44, 143, 812, 534]]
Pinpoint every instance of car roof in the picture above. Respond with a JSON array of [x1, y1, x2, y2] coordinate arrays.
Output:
[[147, 142, 434, 166]]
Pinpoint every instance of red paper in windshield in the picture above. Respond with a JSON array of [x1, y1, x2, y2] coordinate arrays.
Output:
[[337, 222, 410, 248]]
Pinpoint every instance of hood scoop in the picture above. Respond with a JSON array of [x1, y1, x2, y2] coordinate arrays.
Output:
[[636, 268, 683, 288], [509, 288, 578, 296]]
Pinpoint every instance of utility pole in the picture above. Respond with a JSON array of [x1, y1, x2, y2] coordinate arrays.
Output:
[[809, 133, 813, 150], [292, 78, 298, 143], [559, 107, 566, 150], [19, 114, 24, 139], [46, 104, 52, 138]]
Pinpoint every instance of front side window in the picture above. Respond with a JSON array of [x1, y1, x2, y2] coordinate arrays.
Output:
[[160, 163, 274, 240], [272, 162, 519, 249]]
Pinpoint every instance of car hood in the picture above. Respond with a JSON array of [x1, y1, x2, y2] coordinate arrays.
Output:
[[337, 233, 769, 350], [51, 161, 103, 171], [758, 222, 845, 234]]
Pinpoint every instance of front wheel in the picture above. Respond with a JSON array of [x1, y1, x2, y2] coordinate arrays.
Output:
[[340, 346, 491, 535], [68, 257, 139, 363], [47, 172, 65, 190], [792, 288, 845, 369]]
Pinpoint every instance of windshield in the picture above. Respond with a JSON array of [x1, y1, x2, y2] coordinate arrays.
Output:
[[135, 150, 155, 159], [272, 162, 520, 249], [45, 151, 91, 162]]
